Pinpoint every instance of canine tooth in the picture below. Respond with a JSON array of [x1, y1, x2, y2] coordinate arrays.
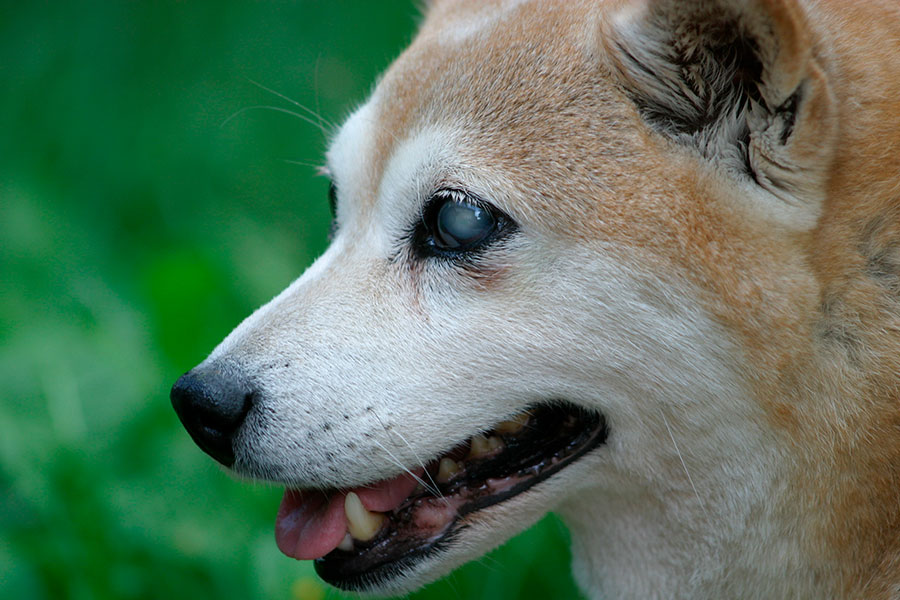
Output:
[[337, 532, 354, 552], [344, 492, 384, 542], [469, 434, 504, 458], [436, 458, 462, 483], [495, 412, 530, 434]]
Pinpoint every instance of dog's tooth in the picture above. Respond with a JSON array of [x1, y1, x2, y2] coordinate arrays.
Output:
[[337, 532, 354, 552], [495, 412, 530, 434], [469, 434, 504, 459], [344, 492, 385, 542], [436, 458, 462, 483], [469, 434, 490, 458]]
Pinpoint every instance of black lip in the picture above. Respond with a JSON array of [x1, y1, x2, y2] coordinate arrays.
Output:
[[314, 402, 609, 591]]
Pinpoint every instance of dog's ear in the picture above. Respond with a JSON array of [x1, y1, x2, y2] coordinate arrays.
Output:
[[604, 0, 837, 224]]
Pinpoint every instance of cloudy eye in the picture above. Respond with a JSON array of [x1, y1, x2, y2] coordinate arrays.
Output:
[[434, 196, 496, 250], [411, 189, 515, 259]]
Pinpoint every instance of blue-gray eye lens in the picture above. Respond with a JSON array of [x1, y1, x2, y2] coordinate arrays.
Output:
[[435, 200, 495, 249]]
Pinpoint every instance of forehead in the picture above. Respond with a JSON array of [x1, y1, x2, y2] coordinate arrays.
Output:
[[327, 0, 641, 218]]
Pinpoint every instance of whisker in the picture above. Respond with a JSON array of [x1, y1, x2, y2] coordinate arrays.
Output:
[[246, 78, 336, 132], [221, 105, 329, 136], [282, 158, 326, 171], [386, 427, 445, 502], [370, 438, 446, 502], [472, 552, 505, 575], [312, 56, 328, 135], [660, 409, 709, 518], [368, 409, 447, 502], [443, 570, 465, 600]]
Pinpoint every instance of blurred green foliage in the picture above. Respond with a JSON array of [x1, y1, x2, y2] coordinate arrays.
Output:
[[0, 2, 584, 599]]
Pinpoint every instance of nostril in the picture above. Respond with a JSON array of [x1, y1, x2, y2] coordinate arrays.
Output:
[[170, 366, 255, 467]]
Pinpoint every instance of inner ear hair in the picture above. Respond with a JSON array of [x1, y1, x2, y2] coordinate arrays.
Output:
[[615, 10, 765, 139], [604, 0, 837, 213]]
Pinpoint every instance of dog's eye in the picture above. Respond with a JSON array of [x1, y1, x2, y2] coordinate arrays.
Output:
[[434, 197, 496, 250], [327, 182, 339, 240], [328, 182, 338, 217], [427, 190, 505, 252], [410, 189, 514, 259]]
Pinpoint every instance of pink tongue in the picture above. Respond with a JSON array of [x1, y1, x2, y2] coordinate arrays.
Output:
[[275, 470, 423, 560], [275, 490, 346, 560]]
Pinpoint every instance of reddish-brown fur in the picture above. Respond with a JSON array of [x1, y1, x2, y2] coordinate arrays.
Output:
[[375, 1, 900, 594]]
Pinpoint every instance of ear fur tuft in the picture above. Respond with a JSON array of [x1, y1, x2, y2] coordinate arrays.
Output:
[[605, 0, 837, 215]]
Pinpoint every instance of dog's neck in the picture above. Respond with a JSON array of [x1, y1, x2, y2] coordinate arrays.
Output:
[[561, 487, 830, 598], [558, 354, 900, 600]]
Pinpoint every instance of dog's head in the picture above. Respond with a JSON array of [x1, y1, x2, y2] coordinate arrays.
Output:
[[171, 0, 861, 595]]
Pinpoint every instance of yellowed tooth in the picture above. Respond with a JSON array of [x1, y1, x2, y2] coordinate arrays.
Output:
[[495, 412, 530, 434], [344, 492, 385, 542], [436, 457, 462, 483], [469, 434, 490, 458], [469, 434, 504, 459]]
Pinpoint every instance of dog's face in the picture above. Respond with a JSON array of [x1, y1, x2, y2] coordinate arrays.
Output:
[[173, 0, 850, 596]]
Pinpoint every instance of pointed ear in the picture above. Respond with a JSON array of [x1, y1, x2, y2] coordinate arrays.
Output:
[[604, 0, 837, 223]]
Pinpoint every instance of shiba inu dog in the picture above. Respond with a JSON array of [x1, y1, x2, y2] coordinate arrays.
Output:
[[170, 0, 900, 597]]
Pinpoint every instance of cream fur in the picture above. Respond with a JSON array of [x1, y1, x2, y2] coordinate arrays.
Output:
[[192, 0, 900, 597]]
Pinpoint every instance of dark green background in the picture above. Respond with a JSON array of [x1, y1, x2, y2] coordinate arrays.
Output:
[[1, 2, 584, 599]]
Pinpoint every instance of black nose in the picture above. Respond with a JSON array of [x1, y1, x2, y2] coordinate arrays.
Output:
[[170, 366, 254, 466]]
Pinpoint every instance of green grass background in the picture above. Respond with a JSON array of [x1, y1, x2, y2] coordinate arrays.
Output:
[[1, 2, 585, 599]]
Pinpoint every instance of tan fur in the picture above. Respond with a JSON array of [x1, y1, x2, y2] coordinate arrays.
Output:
[[187, 0, 900, 597]]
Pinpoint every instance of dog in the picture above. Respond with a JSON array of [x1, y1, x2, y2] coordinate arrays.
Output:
[[171, 0, 900, 597]]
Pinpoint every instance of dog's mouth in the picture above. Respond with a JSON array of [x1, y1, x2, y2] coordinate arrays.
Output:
[[274, 402, 608, 590]]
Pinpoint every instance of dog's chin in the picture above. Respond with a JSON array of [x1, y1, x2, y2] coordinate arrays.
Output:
[[277, 402, 609, 593]]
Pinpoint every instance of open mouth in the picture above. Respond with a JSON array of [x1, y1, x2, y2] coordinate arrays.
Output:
[[275, 401, 608, 591]]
